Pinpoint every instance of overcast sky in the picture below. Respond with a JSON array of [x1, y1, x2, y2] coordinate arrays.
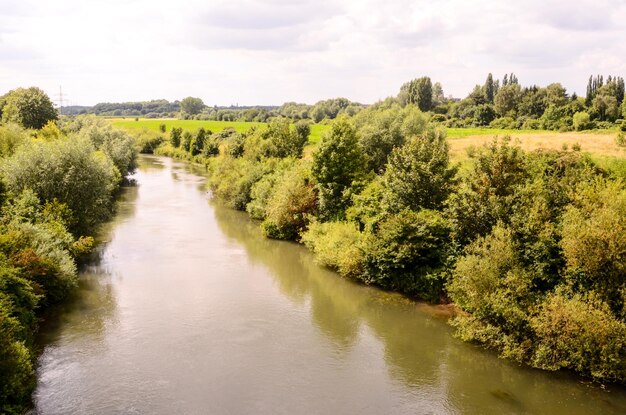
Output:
[[1, 0, 625, 106]]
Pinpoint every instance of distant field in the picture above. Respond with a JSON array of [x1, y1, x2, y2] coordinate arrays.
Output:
[[107, 117, 331, 144], [446, 128, 551, 139], [446, 130, 625, 162], [108, 118, 264, 134], [108, 118, 624, 162]]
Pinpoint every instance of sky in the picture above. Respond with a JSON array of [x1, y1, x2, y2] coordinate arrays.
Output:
[[1, 0, 625, 106]]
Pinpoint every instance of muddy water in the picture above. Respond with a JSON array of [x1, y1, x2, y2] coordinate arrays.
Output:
[[33, 155, 626, 414]]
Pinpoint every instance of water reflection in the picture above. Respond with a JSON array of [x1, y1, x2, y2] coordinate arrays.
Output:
[[210, 188, 626, 415]]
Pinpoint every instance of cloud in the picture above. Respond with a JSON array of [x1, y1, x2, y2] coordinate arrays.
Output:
[[0, 0, 625, 105]]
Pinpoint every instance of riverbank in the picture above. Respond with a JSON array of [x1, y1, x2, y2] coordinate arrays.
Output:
[[33, 155, 626, 414]]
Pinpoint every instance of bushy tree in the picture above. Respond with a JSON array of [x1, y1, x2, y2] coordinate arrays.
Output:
[[261, 118, 309, 158], [170, 127, 182, 147], [573, 111, 592, 131], [311, 119, 368, 221], [180, 97, 205, 116], [399, 77, 433, 111], [362, 209, 452, 301], [355, 105, 429, 173], [447, 137, 527, 245], [181, 130, 193, 152], [494, 84, 521, 117], [1, 87, 58, 129], [382, 127, 456, 212], [261, 165, 317, 240], [2, 138, 119, 235]]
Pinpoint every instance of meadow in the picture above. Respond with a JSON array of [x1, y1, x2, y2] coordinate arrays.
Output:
[[107, 118, 331, 143]]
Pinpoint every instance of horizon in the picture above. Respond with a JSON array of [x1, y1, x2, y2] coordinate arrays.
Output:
[[1, 0, 625, 107]]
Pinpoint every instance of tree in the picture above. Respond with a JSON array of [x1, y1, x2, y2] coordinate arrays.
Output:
[[1, 87, 58, 129], [494, 84, 521, 117], [181, 130, 193, 151], [432, 82, 445, 107], [180, 97, 205, 116], [545, 83, 568, 107], [261, 119, 309, 158], [592, 93, 619, 122], [311, 119, 368, 221], [191, 128, 206, 156], [399, 77, 433, 111], [382, 127, 457, 212], [484, 73, 495, 103], [170, 127, 182, 147]]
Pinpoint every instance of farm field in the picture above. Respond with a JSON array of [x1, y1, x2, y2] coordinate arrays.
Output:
[[446, 129, 625, 161], [107, 117, 331, 143], [108, 118, 624, 162]]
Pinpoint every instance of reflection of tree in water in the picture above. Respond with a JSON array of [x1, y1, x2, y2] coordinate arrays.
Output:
[[190, 161, 626, 415], [211, 202, 361, 350], [35, 173, 142, 353], [35, 264, 119, 352], [169, 157, 209, 193]]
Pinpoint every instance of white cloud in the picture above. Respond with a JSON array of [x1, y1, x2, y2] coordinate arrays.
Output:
[[0, 0, 625, 105]]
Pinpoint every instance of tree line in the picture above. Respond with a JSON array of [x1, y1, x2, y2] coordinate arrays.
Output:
[[0, 87, 137, 414], [399, 73, 626, 131]]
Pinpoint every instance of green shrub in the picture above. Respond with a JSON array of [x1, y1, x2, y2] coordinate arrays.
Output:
[[133, 129, 165, 154], [381, 127, 456, 212], [361, 209, 452, 301], [2, 138, 119, 235], [261, 165, 317, 240], [531, 290, 626, 381], [301, 221, 364, 278], [489, 117, 516, 129]]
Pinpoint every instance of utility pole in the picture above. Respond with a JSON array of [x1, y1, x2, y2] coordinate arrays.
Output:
[[55, 86, 66, 115]]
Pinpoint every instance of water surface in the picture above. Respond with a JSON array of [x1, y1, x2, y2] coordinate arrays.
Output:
[[34, 155, 626, 414]]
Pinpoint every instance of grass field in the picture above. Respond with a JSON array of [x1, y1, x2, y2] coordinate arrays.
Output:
[[108, 118, 265, 134], [107, 118, 331, 144]]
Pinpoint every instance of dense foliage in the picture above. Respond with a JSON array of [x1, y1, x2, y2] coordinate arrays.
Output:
[[0, 95, 136, 413]]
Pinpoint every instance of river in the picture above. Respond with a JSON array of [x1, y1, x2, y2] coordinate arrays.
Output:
[[33, 155, 626, 414]]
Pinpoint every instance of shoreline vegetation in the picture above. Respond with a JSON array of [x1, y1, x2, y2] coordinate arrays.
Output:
[[0, 73, 625, 411], [0, 87, 137, 414], [119, 74, 626, 386]]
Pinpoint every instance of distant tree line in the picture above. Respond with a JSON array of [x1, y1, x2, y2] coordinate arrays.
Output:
[[63, 96, 365, 123], [394, 73, 626, 131]]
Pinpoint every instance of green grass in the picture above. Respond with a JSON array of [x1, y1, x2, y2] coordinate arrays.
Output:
[[107, 117, 331, 144], [108, 118, 265, 134], [309, 124, 330, 144]]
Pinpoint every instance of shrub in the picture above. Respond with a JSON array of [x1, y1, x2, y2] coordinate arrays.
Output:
[[381, 127, 456, 212], [531, 290, 626, 381], [261, 165, 317, 240], [361, 209, 452, 301], [311, 118, 368, 221], [489, 117, 516, 129], [2, 138, 119, 235], [301, 221, 364, 278], [573, 111, 592, 131], [134, 129, 165, 154]]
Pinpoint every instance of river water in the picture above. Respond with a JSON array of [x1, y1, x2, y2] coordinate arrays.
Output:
[[33, 155, 626, 414]]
